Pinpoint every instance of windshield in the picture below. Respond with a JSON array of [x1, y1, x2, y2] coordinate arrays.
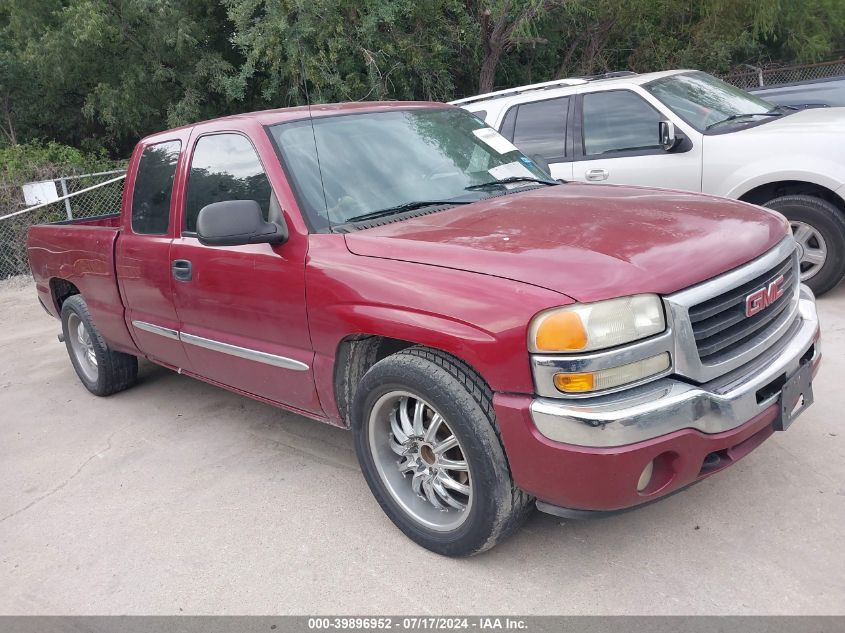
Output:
[[645, 71, 778, 132], [268, 108, 552, 230]]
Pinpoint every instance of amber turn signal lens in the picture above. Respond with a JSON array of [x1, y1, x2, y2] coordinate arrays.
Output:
[[553, 372, 595, 393], [534, 311, 588, 352]]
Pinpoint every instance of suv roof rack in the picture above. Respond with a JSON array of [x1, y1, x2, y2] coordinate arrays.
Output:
[[579, 71, 638, 81], [449, 77, 588, 107]]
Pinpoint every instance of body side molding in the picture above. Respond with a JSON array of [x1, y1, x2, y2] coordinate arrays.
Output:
[[131, 320, 309, 371]]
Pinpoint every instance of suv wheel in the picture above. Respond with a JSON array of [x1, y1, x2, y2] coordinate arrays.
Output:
[[764, 195, 845, 296], [352, 346, 531, 556]]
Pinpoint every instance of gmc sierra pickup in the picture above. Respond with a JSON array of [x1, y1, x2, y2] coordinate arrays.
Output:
[[27, 102, 821, 556]]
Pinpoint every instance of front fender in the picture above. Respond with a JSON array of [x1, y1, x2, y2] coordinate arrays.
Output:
[[305, 235, 568, 422], [710, 161, 845, 203]]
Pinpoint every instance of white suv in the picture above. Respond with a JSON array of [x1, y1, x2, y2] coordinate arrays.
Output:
[[452, 70, 845, 295]]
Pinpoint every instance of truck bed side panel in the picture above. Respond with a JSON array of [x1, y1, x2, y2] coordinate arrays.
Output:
[[27, 224, 139, 356]]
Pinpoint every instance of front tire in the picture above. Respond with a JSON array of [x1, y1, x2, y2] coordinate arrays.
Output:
[[352, 346, 531, 557], [61, 295, 138, 396], [764, 195, 845, 296]]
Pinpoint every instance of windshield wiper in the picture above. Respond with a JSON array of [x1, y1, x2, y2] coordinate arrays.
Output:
[[705, 111, 782, 130], [465, 176, 558, 191], [343, 199, 475, 224]]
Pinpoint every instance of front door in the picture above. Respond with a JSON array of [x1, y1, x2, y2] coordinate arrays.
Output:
[[570, 89, 702, 192], [169, 131, 322, 415]]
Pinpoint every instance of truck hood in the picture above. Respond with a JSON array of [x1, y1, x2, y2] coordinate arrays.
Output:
[[343, 184, 787, 303]]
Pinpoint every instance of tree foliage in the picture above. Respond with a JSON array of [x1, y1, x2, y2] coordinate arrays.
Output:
[[0, 0, 843, 157]]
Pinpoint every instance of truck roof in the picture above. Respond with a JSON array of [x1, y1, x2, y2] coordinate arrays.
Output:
[[139, 101, 449, 144]]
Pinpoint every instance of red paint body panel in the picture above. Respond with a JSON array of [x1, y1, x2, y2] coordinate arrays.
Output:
[[164, 117, 321, 413], [171, 237, 321, 414], [494, 393, 778, 511], [346, 184, 788, 302], [26, 222, 138, 355], [25, 102, 801, 516], [305, 235, 565, 422], [116, 126, 194, 369], [495, 353, 822, 511]]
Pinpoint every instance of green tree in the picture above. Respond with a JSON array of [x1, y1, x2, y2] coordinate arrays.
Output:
[[1, 0, 844, 157], [224, 0, 474, 106], [1, 0, 239, 154]]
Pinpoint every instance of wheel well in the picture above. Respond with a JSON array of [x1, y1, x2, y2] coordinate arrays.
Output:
[[333, 336, 494, 427], [739, 181, 845, 213], [334, 335, 416, 426], [50, 278, 80, 311]]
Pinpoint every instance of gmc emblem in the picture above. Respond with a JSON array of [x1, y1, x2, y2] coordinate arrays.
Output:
[[745, 275, 785, 317]]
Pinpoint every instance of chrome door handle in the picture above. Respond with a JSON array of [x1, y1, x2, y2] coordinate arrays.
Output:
[[585, 168, 609, 181]]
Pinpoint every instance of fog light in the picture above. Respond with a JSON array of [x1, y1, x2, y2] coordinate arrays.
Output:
[[552, 352, 671, 394], [637, 460, 655, 492]]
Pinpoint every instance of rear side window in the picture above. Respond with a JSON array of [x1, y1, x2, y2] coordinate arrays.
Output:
[[184, 134, 272, 233], [131, 140, 181, 235], [582, 90, 662, 155], [511, 97, 569, 161]]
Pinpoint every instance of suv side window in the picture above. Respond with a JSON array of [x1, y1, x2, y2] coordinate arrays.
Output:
[[510, 97, 568, 161], [131, 140, 181, 235], [184, 133, 272, 233], [582, 90, 661, 156]]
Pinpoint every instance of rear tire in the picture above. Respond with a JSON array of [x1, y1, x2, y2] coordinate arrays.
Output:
[[352, 346, 531, 557], [61, 295, 138, 396], [764, 195, 845, 296]]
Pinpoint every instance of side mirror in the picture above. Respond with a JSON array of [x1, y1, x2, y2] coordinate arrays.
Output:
[[659, 120, 678, 151], [196, 200, 288, 247]]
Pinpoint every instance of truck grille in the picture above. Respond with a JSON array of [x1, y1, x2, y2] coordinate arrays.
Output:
[[688, 254, 797, 364]]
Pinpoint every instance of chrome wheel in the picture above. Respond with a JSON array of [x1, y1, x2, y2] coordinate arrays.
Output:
[[67, 313, 98, 382], [368, 391, 472, 531], [792, 220, 828, 282]]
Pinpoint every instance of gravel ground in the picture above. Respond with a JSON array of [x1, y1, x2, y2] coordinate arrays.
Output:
[[0, 278, 843, 615]]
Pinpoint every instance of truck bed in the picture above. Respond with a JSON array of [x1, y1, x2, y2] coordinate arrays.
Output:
[[27, 218, 138, 355]]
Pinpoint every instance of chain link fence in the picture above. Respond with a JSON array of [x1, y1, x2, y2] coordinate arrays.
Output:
[[720, 58, 845, 90], [0, 171, 126, 280]]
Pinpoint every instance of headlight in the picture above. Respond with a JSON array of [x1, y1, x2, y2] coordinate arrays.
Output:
[[529, 294, 665, 353]]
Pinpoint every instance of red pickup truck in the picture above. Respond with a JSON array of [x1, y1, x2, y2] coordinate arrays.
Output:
[[27, 102, 821, 556]]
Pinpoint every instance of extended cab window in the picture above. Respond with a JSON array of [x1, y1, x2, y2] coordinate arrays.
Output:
[[184, 134, 272, 233], [582, 91, 661, 156], [511, 97, 568, 160], [131, 140, 181, 235]]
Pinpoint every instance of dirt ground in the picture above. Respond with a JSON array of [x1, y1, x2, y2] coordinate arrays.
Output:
[[1, 277, 843, 615]]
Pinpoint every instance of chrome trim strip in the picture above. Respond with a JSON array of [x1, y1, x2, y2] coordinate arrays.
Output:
[[531, 329, 674, 398], [665, 236, 800, 383], [529, 290, 818, 447], [131, 320, 180, 341], [179, 332, 309, 371]]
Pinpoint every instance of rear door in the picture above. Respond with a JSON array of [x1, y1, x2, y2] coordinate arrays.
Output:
[[570, 89, 702, 191], [117, 136, 193, 370], [168, 124, 321, 415], [498, 96, 574, 180]]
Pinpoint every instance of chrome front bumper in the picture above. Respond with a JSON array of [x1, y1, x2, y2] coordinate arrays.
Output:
[[530, 286, 820, 448]]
